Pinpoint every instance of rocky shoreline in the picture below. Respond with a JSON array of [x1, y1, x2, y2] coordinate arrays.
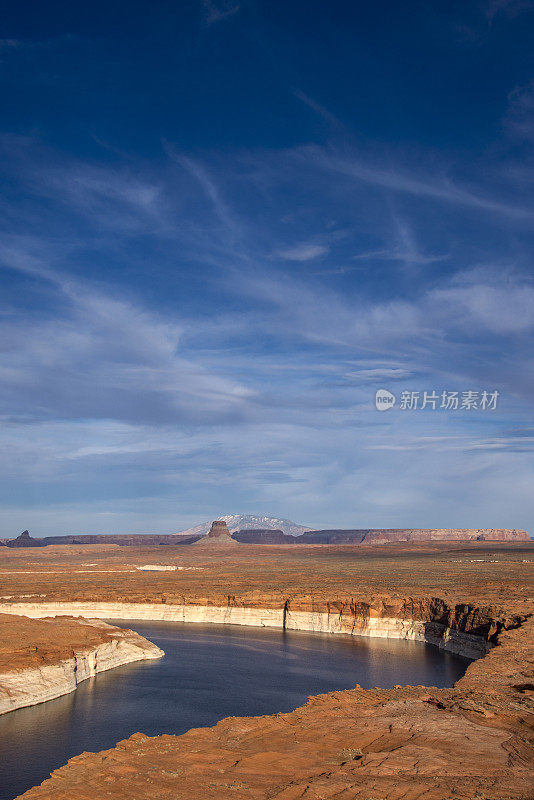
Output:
[[0, 615, 164, 715]]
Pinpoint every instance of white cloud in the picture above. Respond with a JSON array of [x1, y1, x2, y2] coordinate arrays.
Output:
[[0, 255, 255, 426], [430, 281, 534, 334], [277, 243, 329, 261]]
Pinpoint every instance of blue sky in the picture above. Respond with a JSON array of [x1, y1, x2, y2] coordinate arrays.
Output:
[[1, 0, 533, 535]]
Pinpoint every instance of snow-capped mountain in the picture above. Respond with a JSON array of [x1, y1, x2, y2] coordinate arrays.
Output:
[[174, 515, 311, 537]]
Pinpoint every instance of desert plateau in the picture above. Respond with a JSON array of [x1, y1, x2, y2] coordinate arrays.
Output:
[[0, 527, 533, 799]]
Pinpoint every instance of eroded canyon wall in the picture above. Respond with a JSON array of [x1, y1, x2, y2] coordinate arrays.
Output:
[[0, 595, 514, 660]]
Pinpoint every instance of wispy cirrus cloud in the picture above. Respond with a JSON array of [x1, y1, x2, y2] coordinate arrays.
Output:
[[0, 39, 23, 51], [0, 241, 254, 428], [293, 89, 345, 130], [485, 0, 533, 23], [167, 148, 244, 240], [352, 216, 447, 269], [505, 80, 534, 144], [306, 147, 534, 222], [201, 0, 241, 26], [277, 243, 329, 261]]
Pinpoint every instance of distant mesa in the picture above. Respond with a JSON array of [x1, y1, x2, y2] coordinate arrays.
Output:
[[233, 529, 295, 544], [3, 530, 202, 548], [192, 520, 239, 547], [208, 520, 232, 539], [360, 528, 531, 544], [236, 528, 530, 544]]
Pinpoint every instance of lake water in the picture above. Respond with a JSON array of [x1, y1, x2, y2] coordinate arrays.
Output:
[[0, 621, 470, 800]]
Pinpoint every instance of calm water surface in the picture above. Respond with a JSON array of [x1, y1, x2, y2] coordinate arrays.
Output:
[[0, 621, 469, 800]]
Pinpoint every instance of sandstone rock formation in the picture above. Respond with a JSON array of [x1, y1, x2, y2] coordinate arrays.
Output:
[[192, 520, 239, 547], [234, 528, 294, 544], [208, 520, 232, 538], [359, 527, 530, 544], [0, 614, 164, 715], [6, 530, 47, 547]]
